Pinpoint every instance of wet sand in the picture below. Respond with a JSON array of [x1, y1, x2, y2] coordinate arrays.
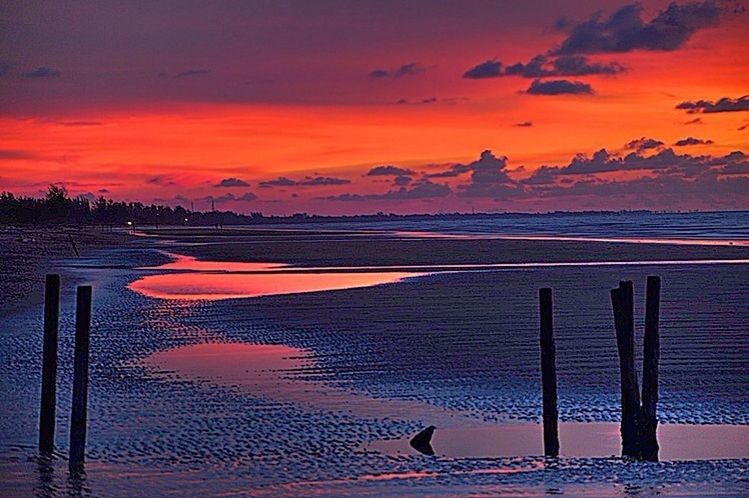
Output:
[[1, 226, 748, 496]]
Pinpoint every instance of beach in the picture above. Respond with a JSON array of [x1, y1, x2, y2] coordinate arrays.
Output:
[[1, 225, 748, 496]]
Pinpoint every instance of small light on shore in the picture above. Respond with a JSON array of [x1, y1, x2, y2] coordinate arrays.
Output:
[[184, 218, 189, 222], [126, 221, 133, 226]]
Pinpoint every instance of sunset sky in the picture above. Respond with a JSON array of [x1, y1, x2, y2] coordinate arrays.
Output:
[[1, 0, 748, 214]]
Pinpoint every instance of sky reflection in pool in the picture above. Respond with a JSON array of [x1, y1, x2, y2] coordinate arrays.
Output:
[[130, 253, 422, 300]]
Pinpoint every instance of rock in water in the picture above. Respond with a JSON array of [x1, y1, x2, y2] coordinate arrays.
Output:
[[409, 425, 436, 455]]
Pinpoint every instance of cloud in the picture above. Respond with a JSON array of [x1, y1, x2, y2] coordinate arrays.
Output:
[[552, 1, 721, 55], [393, 175, 412, 186], [458, 150, 521, 199], [214, 177, 250, 187], [297, 176, 350, 186], [98, 188, 110, 193], [525, 148, 748, 181], [366, 165, 415, 176], [259, 176, 296, 188], [526, 79, 593, 95], [0, 149, 38, 160], [676, 95, 749, 113], [465, 54, 624, 80], [325, 179, 450, 201], [625, 137, 664, 152], [425, 164, 472, 178], [463, 60, 502, 79], [146, 176, 175, 186], [684, 117, 703, 124], [22, 67, 61, 78], [236, 192, 258, 201], [506, 54, 624, 77], [369, 62, 426, 79], [259, 175, 350, 188], [674, 136, 714, 146]]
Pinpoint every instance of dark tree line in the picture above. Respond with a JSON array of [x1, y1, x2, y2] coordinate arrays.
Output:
[[0, 186, 260, 226], [1, 185, 661, 227]]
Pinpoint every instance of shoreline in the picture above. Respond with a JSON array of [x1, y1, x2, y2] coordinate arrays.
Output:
[[0, 226, 135, 315]]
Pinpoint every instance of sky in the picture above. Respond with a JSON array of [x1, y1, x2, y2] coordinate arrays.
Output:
[[1, 0, 748, 214]]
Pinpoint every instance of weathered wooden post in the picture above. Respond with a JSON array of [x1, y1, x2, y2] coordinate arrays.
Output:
[[69, 285, 92, 468], [640, 276, 661, 461], [39, 274, 60, 454], [610, 280, 641, 458], [539, 288, 560, 457]]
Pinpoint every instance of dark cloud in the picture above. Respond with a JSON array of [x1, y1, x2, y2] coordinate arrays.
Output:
[[506, 54, 624, 77], [0, 149, 38, 160], [463, 59, 502, 79], [325, 179, 450, 201], [259, 175, 349, 188], [674, 136, 714, 146], [259, 176, 296, 188], [684, 117, 704, 125], [235, 191, 259, 201], [515, 121, 533, 127], [526, 79, 592, 95], [297, 176, 350, 186], [625, 137, 664, 152], [525, 148, 748, 181], [146, 176, 175, 186], [22, 67, 61, 78], [465, 54, 623, 80], [458, 150, 521, 199], [214, 177, 250, 187], [369, 62, 426, 79], [393, 175, 412, 186], [366, 165, 415, 176], [98, 188, 110, 193], [425, 163, 472, 178], [676, 95, 749, 113], [552, 1, 721, 55]]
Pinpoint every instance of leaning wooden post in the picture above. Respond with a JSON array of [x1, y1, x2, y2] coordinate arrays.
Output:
[[539, 288, 560, 457], [610, 280, 641, 458], [69, 285, 92, 468], [39, 274, 60, 454], [640, 276, 661, 461]]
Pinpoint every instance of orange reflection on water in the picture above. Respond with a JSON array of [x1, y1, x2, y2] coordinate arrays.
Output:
[[130, 270, 419, 300], [143, 252, 286, 272], [131, 252, 421, 300]]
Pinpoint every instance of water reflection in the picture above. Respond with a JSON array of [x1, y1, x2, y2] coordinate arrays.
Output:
[[368, 423, 749, 460], [130, 253, 422, 300], [144, 342, 483, 425]]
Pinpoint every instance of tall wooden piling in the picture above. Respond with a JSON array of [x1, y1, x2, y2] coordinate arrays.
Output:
[[539, 288, 560, 457], [69, 285, 92, 467], [39, 274, 60, 454], [610, 280, 641, 458], [640, 276, 661, 461]]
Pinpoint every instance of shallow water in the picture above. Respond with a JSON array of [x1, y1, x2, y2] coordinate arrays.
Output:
[[368, 423, 749, 461], [1, 232, 748, 496]]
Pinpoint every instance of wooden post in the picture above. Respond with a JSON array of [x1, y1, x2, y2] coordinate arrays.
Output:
[[610, 280, 641, 458], [640, 276, 661, 461], [69, 285, 92, 467], [539, 288, 560, 457], [39, 274, 60, 454], [67, 233, 80, 258]]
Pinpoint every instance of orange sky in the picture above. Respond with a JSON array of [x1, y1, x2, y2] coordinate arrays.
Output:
[[1, 1, 747, 214]]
